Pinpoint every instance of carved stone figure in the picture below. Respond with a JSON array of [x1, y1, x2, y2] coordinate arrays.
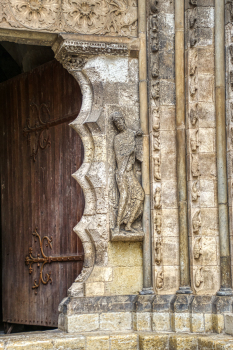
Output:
[[151, 0, 159, 13], [151, 14, 158, 32], [190, 129, 198, 151], [191, 153, 199, 177], [189, 0, 197, 6], [154, 211, 162, 234], [190, 73, 197, 97], [152, 82, 160, 100], [154, 187, 162, 209], [111, 111, 144, 234], [189, 52, 197, 76], [189, 9, 197, 29], [192, 181, 200, 201], [192, 209, 201, 234], [190, 30, 197, 47], [151, 34, 159, 52], [153, 156, 161, 181], [152, 62, 159, 78], [155, 238, 162, 265], [193, 237, 202, 259], [152, 108, 160, 131], [156, 271, 164, 289], [190, 104, 198, 125], [153, 131, 160, 151], [195, 267, 204, 288]]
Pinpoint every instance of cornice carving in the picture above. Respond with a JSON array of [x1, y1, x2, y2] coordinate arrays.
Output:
[[1, 0, 138, 37]]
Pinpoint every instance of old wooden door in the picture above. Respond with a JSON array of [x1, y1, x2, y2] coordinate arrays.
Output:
[[0, 59, 84, 327]]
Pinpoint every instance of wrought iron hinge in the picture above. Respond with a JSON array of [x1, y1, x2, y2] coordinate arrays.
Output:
[[25, 228, 84, 294]]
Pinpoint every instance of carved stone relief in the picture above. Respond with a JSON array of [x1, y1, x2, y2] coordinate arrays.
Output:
[[154, 187, 162, 209], [1, 0, 138, 36], [190, 104, 199, 126], [152, 82, 160, 100], [195, 267, 204, 289], [190, 129, 199, 152], [192, 181, 200, 201], [154, 211, 162, 235], [192, 210, 201, 235], [154, 238, 162, 265], [152, 108, 160, 131], [154, 156, 161, 181], [153, 131, 160, 151], [193, 237, 202, 259], [110, 111, 144, 240], [156, 271, 164, 290], [191, 153, 199, 177]]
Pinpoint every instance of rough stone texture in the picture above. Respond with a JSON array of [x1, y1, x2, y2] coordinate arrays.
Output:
[[225, 313, 233, 336], [110, 334, 138, 350], [139, 334, 169, 350], [66, 314, 99, 333], [99, 312, 132, 331], [5, 341, 53, 350], [86, 336, 109, 350]]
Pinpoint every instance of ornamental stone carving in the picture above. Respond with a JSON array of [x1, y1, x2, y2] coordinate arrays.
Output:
[[110, 111, 145, 239], [1, 0, 138, 36]]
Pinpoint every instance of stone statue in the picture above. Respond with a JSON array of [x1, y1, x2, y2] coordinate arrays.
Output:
[[111, 111, 144, 234]]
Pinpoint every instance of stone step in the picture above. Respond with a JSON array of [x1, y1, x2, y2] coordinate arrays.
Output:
[[0, 331, 232, 350]]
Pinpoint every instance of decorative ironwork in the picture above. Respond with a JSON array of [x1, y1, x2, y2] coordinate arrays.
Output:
[[25, 228, 84, 294], [23, 102, 76, 161]]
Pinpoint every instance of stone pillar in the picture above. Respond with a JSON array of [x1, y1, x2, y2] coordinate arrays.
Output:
[[175, 0, 192, 294], [215, 0, 233, 296]]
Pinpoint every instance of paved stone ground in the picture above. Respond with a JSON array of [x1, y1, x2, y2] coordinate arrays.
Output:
[[0, 330, 232, 349]]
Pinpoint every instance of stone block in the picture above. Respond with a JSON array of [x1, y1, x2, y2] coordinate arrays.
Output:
[[162, 237, 179, 266], [161, 209, 179, 237], [198, 337, 215, 350], [105, 266, 143, 295], [86, 336, 109, 350], [225, 313, 233, 336], [212, 313, 224, 334], [160, 81, 175, 106], [152, 312, 171, 331], [88, 267, 113, 283], [99, 311, 132, 331], [215, 340, 233, 350], [53, 337, 85, 350], [139, 334, 169, 350], [162, 180, 178, 209], [133, 312, 152, 331], [5, 341, 53, 350], [198, 48, 214, 75], [160, 106, 176, 131], [110, 334, 138, 350], [191, 313, 205, 333], [204, 313, 213, 333], [85, 282, 105, 297], [170, 335, 198, 350], [198, 76, 214, 103], [108, 241, 143, 267], [196, 7, 214, 28], [172, 313, 191, 332], [199, 128, 215, 153], [66, 314, 99, 333]]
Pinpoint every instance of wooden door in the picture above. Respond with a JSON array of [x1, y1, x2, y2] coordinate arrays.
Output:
[[0, 59, 84, 327]]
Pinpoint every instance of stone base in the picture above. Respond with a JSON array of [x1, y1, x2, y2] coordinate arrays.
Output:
[[58, 294, 233, 334], [110, 228, 144, 241], [0, 331, 233, 350]]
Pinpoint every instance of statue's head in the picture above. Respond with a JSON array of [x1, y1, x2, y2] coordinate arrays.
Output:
[[111, 111, 126, 132]]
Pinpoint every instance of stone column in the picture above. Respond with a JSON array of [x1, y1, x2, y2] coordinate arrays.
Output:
[[175, 0, 192, 294], [215, 0, 233, 296], [138, 0, 153, 294]]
